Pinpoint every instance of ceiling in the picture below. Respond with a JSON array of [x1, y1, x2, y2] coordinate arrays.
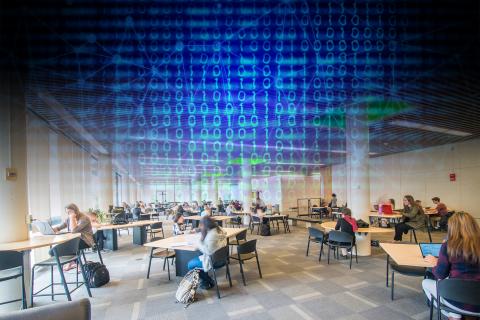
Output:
[[2, 0, 479, 183]]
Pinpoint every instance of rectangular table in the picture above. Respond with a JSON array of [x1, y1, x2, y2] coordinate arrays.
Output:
[[145, 227, 247, 276], [184, 215, 233, 227], [98, 220, 155, 251]]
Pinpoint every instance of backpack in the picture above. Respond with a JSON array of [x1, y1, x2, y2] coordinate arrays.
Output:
[[175, 269, 200, 307], [83, 261, 110, 288], [260, 218, 271, 236]]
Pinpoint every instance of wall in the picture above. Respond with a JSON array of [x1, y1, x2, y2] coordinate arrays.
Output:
[[26, 114, 98, 217], [332, 138, 480, 218]]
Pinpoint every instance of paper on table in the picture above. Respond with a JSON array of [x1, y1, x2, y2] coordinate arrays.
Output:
[[170, 242, 191, 247]]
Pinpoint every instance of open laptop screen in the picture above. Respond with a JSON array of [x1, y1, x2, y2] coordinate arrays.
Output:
[[419, 243, 442, 258]]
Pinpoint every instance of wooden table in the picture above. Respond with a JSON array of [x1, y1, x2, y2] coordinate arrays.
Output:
[[0, 233, 80, 252], [321, 221, 394, 235], [184, 215, 233, 227], [379, 242, 435, 289], [98, 220, 156, 251], [257, 214, 290, 233], [145, 227, 248, 276]]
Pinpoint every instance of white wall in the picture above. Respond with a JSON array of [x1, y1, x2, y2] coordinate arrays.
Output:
[[332, 138, 480, 218]]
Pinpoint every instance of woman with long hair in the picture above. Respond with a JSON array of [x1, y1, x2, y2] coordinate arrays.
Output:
[[187, 216, 227, 289], [393, 195, 426, 241], [422, 211, 480, 319]]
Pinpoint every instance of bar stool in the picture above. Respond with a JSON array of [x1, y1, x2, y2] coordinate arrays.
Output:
[[0, 251, 26, 309], [31, 237, 92, 304]]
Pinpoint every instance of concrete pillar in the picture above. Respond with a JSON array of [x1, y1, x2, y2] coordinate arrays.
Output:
[[346, 106, 371, 256], [0, 90, 30, 311], [194, 173, 202, 202], [214, 178, 219, 203], [98, 155, 113, 213], [241, 161, 252, 210]]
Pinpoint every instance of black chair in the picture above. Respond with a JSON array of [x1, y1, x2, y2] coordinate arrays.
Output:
[[31, 238, 92, 304], [146, 237, 175, 281], [208, 246, 232, 299], [229, 240, 262, 286], [386, 258, 425, 300], [327, 230, 358, 269], [429, 278, 480, 320], [228, 229, 247, 249], [0, 251, 26, 309], [148, 222, 165, 240], [250, 215, 261, 234], [228, 215, 243, 228], [306, 227, 326, 261], [409, 219, 433, 243]]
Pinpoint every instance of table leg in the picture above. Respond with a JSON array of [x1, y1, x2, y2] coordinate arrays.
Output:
[[386, 255, 390, 287], [104, 229, 118, 251], [133, 226, 147, 245]]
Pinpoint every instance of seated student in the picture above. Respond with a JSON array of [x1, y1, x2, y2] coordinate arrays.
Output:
[[430, 197, 450, 230], [187, 216, 227, 289], [54, 203, 94, 270], [415, 199, 423, 207], [132, 202, 142, 220], [327, 193, 338, 215], [394, 195, 426, 241], [201, 204, 212, 217], [86, 210, 105, 251], [172, 211, 185, 235], [388, 198, 396, 210], [422, 211, 480, 320], [335, 208, 358, 255]]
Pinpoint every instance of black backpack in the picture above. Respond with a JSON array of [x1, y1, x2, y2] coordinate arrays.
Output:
[[84, 261, 110, 288], [260, 218, 271, 236]]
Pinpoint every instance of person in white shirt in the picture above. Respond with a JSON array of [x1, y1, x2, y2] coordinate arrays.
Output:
[[187, 216, 227, 289]]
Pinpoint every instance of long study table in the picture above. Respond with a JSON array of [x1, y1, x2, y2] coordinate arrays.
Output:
[[145, 227, 247, 276], [97, 220, 156, 251]]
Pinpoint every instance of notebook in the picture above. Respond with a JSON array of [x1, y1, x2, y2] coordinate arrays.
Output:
[[419, 242, 442, 258]]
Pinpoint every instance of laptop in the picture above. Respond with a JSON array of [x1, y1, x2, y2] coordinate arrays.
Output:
[[32, 221, 68, 235], [419, 242, 442, 258]]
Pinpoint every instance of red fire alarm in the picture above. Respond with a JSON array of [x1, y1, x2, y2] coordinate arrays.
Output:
[[449, 173, 456, 182]]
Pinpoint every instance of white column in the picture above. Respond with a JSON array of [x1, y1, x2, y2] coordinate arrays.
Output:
[[98, 155, 113, 213], [0, 91, 30, 311], [195, 173, 202, 202], [214, 178, 219, 202], [241, 162, 252, 209], [346, 106, 371, 256]]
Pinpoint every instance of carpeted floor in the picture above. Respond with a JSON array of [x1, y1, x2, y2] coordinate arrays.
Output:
[[31, 221, 446, 320]]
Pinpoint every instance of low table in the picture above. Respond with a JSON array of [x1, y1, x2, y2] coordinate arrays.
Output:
[[145, 227, 248, 276]]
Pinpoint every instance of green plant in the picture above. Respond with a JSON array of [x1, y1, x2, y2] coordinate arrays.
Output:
[[88, 208, 107, 223]]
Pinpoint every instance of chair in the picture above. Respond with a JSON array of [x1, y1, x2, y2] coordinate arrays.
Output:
[[409, 219, 433, 243], [429, 279, 480, 320], [208, 246, 232, 299], [306, 227, 326, 261], [228, 229, 247, 249], [250, 215, 261, 234], [282, 215, 291, 233], [0, 251, 26, 309], [0, 298, 91, 320], [146, 237, 175, 281], [228, 215, 243, 228], [148, 222, 165, 240], [327, 230, 358, 269], [229, 240, 262, 285], [31, 238, 92, 304], [387, 259, 425, 300]]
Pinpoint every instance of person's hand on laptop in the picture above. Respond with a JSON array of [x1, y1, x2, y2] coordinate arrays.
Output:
[[424, 255, 438, 265]]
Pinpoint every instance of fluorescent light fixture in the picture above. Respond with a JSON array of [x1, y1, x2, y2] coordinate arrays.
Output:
[[272, 162, 325, 166], [390, 120, 472, 137], [311, 172, 322, 175]]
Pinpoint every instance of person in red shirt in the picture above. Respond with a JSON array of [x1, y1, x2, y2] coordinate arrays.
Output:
[[431, 197, 450, 230]]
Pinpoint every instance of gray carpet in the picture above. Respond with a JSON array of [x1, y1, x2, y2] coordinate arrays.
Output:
[[31, 222, 445, 320]]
